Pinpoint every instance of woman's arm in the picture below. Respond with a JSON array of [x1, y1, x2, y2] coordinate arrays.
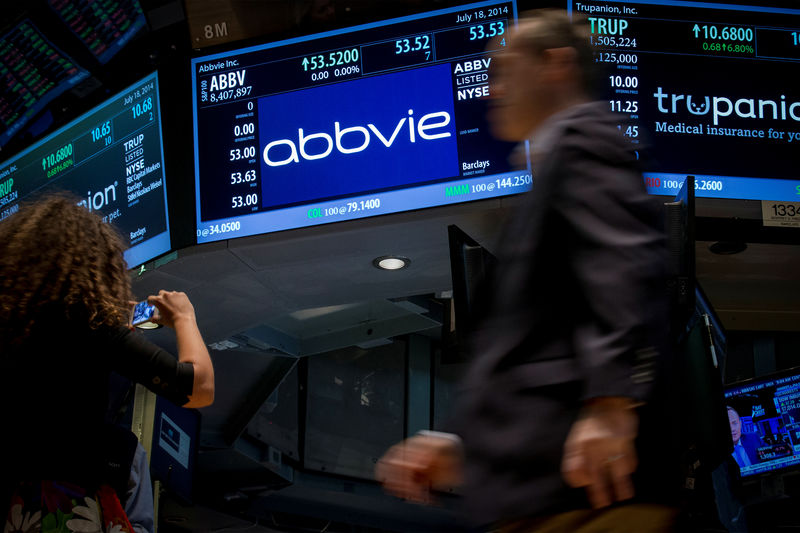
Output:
[[148, 290, 214, 408]]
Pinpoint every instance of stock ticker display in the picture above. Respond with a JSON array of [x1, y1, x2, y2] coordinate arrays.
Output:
[[0, 19, 90, 147], [191, 0, 526, 243], [47, 0, 147, 64], [0, 72, 170, 268], [570, 0, 800, 201]]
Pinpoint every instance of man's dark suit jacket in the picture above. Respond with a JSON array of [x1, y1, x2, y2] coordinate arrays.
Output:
[[734, 432, 763, 468], [452, 102, 672, 526]]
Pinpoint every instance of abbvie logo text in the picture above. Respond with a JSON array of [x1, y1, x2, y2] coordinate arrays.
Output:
[[263, 109, 452, 167]]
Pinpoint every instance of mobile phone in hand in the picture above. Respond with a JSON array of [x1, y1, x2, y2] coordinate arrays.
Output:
[[130, 300, 159, 329]]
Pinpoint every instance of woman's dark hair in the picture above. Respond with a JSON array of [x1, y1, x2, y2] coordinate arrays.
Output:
[[0, 194, 133, 344]]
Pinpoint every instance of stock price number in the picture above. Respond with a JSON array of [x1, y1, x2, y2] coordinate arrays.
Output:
[[609, 75, 638, 89], [347, 198, 381, 212], [302, 48, 359, 71], [618, 124, 639, 138], [610, 100, 638, 113], [396, 35, 431, 57], [230, 169, 256, 184], [205, 221, 242, 236], [42, 143, 73, 171], [229, 146, 256, 161], [91, 120, 112, 144], [232, 193, 258, 209], [494, 174, 532, 189], [692, 24, 753, 42], [695, 179, 723, 192], [469, 21, 505, 41], [234, 123, 254, 137], [131, 97, 153, 120]]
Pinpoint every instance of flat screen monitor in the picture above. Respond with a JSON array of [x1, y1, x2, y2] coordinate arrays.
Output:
[[567, 0, 800, 201], [191, 0, 528, 243], [47, 0, 147, 65], [150, 396, 199, 503], [0, 71, 171, 268], [0, 19, 90, 147], [724, 367, 800, 478]]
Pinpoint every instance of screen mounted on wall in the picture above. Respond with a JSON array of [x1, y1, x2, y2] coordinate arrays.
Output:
[[568, 0, 800, 201], [191, 0, 527, 244], [0, 72, 171, 268]]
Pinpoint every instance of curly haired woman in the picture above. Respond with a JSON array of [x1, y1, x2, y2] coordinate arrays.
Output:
[[0, 194, 214, 533]]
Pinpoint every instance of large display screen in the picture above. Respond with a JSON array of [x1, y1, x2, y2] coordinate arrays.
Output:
[[47, 0, 147, 65], [568, 0, 800, 201], [191, 0, 527, 243], [725, 369, 800, 478], [0, 72, 171, 268], [0, 19, 90, 147]]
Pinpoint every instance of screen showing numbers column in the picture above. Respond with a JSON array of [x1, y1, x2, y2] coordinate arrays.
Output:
[[569, 0, 800, 201], [0, 72, 171, 268], [191, 0, 526, 243]]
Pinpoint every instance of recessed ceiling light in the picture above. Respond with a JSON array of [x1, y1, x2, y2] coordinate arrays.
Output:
[[373, 255, 410, 270]]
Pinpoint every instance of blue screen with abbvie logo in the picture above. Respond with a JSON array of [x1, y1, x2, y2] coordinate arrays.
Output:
[[191, 0, 527, 244], [258, 64, 459, 210]]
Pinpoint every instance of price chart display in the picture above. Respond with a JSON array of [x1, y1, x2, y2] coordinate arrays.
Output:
[[570, 0, 800, 201], [0, 72, 171, 268], [192, 0, 526, 243]]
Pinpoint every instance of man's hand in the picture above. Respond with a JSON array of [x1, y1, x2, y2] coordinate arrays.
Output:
[[561, 397, 639, 509], [375, 434, 464, 505]]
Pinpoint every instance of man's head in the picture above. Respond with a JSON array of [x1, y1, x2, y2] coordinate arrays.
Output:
[[487, 9, 597, 142], [727, 406, 742, 445]]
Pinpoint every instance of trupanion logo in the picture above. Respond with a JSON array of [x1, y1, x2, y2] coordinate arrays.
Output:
[[653, 87, 800, 126], [77, 182, 118, 212]]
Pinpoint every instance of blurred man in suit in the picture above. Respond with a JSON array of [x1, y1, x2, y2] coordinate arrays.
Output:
[[377, 9, 678, 532]]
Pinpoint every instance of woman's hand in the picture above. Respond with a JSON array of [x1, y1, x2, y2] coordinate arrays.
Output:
[[145, 290, 214, 408], [147, 290, 196, 329]]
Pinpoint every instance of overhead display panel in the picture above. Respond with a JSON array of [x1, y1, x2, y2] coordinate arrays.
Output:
[[47, 0, 148, 64], [191, 0, 527, 244], [568, 0, 800, 201], [0, 19, 90, 147], [0, 72, 171, 268]]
